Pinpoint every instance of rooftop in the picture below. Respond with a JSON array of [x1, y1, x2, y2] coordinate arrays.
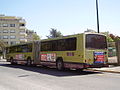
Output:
[[0, 14, 25, 22]]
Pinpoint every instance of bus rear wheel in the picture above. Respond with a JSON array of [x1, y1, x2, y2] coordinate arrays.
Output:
[[56, 60, 64, 71]]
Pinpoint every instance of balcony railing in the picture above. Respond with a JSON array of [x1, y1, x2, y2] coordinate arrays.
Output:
[[19, 26, 26, 29], [20, 32, 27, 36], [20, 38, 27, 42], [19, 19, 26, 23]]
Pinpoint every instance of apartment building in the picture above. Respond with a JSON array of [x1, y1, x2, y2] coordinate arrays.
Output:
[[0, 14, 27, 45]]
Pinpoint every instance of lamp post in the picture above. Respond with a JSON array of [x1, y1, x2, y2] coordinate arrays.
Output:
[[96, 0, 100, 33]]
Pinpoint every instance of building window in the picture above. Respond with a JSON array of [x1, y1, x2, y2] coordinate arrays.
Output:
[[10, 41, 16, 45], [20, 23, 25, 26], [3, 24, 8, 27], [20, 36, 25, 39], [3, 30, 9, 33], [10, 36, 16, 39], [3, 36, 9, 39], [10, 30, 15, 33], [10, 24, 15, 27], [4, 42, 8, 44], [20, 30, 26, 34]]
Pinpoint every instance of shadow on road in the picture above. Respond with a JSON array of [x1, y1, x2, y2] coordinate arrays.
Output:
[[0, 62, 102, 77]]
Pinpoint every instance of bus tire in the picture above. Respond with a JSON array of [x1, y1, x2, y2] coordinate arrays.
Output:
[[56, 58, 64, 71], [27, 57, 32, 66]]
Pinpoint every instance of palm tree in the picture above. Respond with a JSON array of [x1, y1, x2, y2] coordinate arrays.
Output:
[[47, 28, 63, 38]]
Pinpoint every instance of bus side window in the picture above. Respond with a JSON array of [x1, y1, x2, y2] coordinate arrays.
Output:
[[22, 45, 28, 52], [27, 43, 32, 52], [41, 38, 76, 51], [58, 39, 66, 51], [17, 45, 22, 52], [41, 42, 47, 51], [10, 46, 17, 53], [66, 38, 76, 51], [47, 41, 52, 51], [52, 40, 58, 51]]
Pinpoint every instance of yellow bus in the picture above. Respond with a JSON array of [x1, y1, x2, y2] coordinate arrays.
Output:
[[6, 33, 108, 70]]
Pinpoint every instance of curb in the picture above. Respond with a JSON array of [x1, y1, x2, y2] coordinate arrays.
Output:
[[90, 69, 120, 74]]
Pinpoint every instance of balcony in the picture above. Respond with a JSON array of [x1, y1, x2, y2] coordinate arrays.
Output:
[[20, 32, 27, 36], [19, 19, 26, 23], [20, 38, 27, 42], [19, 26, 26, 29]]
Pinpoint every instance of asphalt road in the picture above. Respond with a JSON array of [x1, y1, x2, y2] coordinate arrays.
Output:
[[0, 61, 120, 90]]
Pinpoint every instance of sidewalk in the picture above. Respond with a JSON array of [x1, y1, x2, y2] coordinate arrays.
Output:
[[91, 65, 120, 74], [88, 56, 120, 74], [0, 59, 6, 62]]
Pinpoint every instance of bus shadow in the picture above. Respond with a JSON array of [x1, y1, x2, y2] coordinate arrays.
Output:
[[0, 63, 102, 77]]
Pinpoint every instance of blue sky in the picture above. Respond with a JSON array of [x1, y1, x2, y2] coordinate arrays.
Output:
[[1, 0, 120, 38]]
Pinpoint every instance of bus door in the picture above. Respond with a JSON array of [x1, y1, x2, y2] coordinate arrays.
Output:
[[33, 41, 41, 64]]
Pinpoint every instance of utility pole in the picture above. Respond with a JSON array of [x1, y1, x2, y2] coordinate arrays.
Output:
[[96, 0, 100, 33]]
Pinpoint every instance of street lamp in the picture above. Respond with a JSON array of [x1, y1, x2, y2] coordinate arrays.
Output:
[[96, 0, 100, 33]]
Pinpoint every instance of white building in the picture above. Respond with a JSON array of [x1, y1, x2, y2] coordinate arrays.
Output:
[[0, 14, 27, 45]]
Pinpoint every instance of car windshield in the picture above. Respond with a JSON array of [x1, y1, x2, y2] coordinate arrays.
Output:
[[86, 34, 107, 49]]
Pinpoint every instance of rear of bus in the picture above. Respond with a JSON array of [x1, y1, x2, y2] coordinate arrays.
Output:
[[84, 33, 108, 68]]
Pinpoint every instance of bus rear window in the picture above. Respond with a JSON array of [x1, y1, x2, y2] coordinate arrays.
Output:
[[86, 34, 107, 49]]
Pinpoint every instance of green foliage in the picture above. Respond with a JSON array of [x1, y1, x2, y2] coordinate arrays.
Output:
[[26, 30, 40, 41], [109, 34, 120, 42], [102, 32, 120, 42], [103, 32, 120, 47], [47, 28, 63, 38], [107, 36, 114, 42], [33, 33, 40, 40]]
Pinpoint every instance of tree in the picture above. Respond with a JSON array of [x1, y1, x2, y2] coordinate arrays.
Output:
[[101, 32, 113, 42], [109, 34, 120, 42], [107, 36, 114, 42], [26, 30, 40, 41], [33, 33, 40, 40], [109, 34, 115, 40], [47, 28, 63, 38], [103, 32, 120, 47]]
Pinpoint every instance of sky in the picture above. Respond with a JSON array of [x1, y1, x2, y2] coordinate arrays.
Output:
[[1, 0, 120, 39]]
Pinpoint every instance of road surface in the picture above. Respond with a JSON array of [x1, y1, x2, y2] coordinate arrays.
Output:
[[0, 61, 120, 90]]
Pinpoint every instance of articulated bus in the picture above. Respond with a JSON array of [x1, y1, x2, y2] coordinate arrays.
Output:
[[6, 33, 108, 70]]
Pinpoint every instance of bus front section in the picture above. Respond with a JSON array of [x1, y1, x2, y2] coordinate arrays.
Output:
[[85, 34, 108, 68]]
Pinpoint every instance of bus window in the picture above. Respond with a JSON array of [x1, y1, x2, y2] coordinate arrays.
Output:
[[19, 43, 32, 52], [27, 43, 32, 52], [65, 38, 76, 51], [41, 41, 52, 51], [9, 46, 17, 53], [41, 37, 76, 51], [86, 34, 107, 49]]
